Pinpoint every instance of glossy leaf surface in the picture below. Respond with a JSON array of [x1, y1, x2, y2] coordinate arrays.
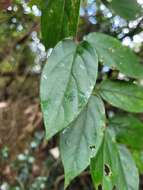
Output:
[[99, 80, 143, 113], [60, 96, 106, 188], [41, 0, 81, 49], [40, 39, 98, 139], [109, 115, 143, 149], [90, 130, 139, 190], [85, 32, 143, 79]]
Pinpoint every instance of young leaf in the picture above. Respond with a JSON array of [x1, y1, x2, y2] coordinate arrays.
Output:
[[40, 40, 98, 139], [60, 96, 106, 188], [85, 32, 143, 79], [41, 0, 81, 49], [102, 0, 142, 20], [90, 130, 139, 190], [109, 114, 143, 149], [99, 80, 143, 113]]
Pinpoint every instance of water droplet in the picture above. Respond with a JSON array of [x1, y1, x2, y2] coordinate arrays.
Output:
[[108, 47, 115, 53], [90, 85, 94, 90], [50, 9, 54, 14], [62, 129, 67, 134], [43, 75, 47, 80], [62, 127, 70, 135], [85, 91, 91, 99], [79, 64, 85, 70]]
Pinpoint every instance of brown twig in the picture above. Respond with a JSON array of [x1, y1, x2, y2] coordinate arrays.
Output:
[[121, 18, 143, 40]]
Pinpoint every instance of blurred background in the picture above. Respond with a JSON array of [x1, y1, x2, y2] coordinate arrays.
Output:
[[0, 0, 143, 189]]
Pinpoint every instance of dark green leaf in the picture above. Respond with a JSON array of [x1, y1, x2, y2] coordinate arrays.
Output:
[[109, 114, 143, 149], [60, 96, 106, 188], [103, 0, 142, 20], [85, 32, 143, 79], [90, 130, 139, 190], [41, 0, 81, 49], [40, 40, 98, 139], [99, 80, 143, 113]]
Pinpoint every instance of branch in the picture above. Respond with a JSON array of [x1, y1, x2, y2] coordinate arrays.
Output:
[[0, 72, 40, 77], [121, 18, 143, 40]]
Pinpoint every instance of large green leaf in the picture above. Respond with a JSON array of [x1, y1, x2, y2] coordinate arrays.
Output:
[[90, 130, 139, 190], [41, 0, 81, 49], [109, 114, 143, 149], [103, 0, 142, 20], [99, 80, 143, 113], [40, 39, 98, 139], [60, 96, 106, 188], [85, 32, 143, 79]]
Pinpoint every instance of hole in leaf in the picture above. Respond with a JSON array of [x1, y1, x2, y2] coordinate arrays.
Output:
[[98, 184, 103, 190], [104, 164, 111, 176], [89, 145, 96, 150]]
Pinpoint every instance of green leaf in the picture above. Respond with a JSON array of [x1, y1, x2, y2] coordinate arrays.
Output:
[[90, 130, 139, 190], [85, 32, 143, 79], [41, 0, 81, 49], [99, 80, 143, 113], [60, 96, 106, 188], [109, 114, 143, 149], [40, 40, 98, 139], [103, 0, 142, 20], [132, 150, 143, 174]]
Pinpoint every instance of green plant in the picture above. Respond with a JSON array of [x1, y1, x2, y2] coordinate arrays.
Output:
[[39, 0, 143, 189]]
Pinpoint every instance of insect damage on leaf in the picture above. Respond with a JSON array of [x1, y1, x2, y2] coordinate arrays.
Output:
[[104, 164, 112, 176]]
